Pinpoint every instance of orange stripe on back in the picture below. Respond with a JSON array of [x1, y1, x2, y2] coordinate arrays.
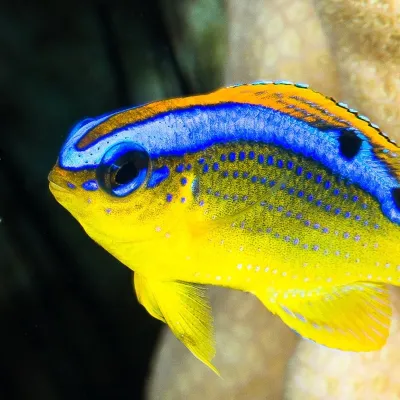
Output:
[[77, 83, 399, 169]]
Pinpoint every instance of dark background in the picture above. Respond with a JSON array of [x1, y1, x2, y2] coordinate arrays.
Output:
[[0, 1, 225, 398]]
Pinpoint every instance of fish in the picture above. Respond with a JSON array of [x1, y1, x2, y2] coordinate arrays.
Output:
[[48, 80, 400, 374]]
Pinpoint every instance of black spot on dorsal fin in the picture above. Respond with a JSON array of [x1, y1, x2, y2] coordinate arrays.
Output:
[[393, 188, 400, 210], [338, 128, 363, 160]]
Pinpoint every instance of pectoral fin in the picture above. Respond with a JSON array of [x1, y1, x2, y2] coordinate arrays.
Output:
[[133, 273, 219, 374], [257, 282, 392, 351]]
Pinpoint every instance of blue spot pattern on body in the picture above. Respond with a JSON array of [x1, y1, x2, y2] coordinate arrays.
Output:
[[82, 180, 98, 191], [61, 102, 400, 224]]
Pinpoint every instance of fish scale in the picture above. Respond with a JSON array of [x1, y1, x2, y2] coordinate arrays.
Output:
[[49, 81, 400, 374], [139, 141, 397, 294], [193, 144, 382, 240]]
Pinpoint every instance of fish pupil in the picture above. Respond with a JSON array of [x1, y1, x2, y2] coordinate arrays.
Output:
[[338, 129, 362, 160], [115, 161, 139, 185]]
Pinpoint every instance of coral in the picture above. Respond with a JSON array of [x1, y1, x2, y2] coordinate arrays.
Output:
[[147, 288, 297, 399], [315, 0, 400, 135], [285, 1, 400, 399], [285, 289, 400, 399], [147, 1, 400, 399]]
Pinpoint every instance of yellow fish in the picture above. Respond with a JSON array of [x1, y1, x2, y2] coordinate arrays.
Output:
[[49, 81, 400, 374]]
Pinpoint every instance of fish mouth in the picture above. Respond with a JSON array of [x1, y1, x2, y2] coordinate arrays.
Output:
[[48, 172, 75, 200], [49, 180, 69, 192], [48, 169, 73, 192]]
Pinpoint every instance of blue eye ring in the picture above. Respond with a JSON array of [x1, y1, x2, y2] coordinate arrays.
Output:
[[96, 142, 150, 197]]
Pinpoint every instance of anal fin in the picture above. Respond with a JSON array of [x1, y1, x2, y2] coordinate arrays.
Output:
[[257, 282, 392, 351], [133, 273, 219, 374]]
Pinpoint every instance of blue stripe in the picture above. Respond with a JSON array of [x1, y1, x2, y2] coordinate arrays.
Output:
[[59, 102, 400, 224], [147, 165, 170, 188]]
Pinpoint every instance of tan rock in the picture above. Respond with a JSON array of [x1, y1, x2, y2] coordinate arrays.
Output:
[[147, 288, 297, 399], [285, 288, 400, 400], [147, 1, 400, 399]]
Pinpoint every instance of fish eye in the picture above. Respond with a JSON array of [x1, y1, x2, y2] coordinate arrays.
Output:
[[96, 142, 150, 197]]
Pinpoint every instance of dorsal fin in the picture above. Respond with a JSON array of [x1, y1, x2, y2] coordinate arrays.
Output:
[[74, 80, 399, 180], [223, 80, 397, 149], [219, 81, 400, 176]]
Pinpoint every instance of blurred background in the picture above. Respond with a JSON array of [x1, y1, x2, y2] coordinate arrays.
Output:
[[0, 0, 225, 398], [1, 0, 399, 399]]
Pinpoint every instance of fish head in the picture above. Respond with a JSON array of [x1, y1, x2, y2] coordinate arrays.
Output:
[[48, 110, 195, 246]]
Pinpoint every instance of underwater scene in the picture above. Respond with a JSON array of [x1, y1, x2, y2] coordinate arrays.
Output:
[[1, 0, 400, 399]]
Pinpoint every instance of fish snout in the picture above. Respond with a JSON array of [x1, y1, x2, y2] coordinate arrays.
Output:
[[48, 165, 76, 193]]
